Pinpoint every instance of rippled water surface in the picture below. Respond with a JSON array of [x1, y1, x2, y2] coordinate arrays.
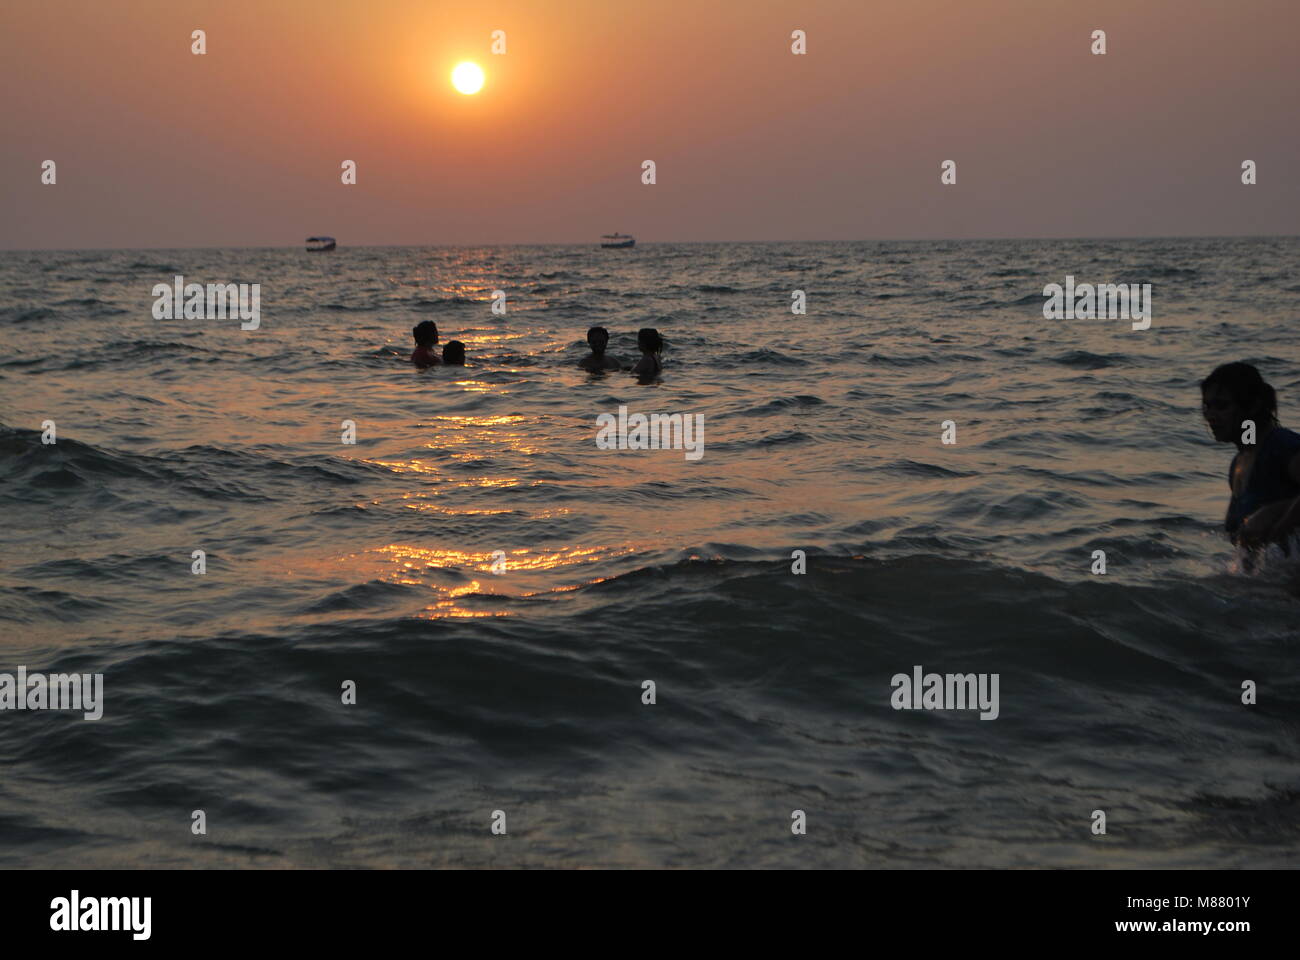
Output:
[[1, 239, 1298, 867]]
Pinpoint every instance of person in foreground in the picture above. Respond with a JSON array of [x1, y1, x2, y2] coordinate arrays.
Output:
[[1201, 362, 1300, 552], [411, 320, 440, 367], [443, 340, 466, 365], [578, 326, 622, 371], [631, 327, 663, 382]]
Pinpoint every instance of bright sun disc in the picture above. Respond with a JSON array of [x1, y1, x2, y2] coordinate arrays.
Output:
[[451, 62, 485, 95]]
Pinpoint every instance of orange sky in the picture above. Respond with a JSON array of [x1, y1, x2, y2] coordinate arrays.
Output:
[[2, 0, 1297, 248]]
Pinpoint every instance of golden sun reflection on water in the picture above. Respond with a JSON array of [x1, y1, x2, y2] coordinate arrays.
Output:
[[445, 377, 493, 393], [432, 414, 526, 428], [364, 458, 533, 483], [353, 542, 638, 578], [344, 542, 640, 619], [285, 397, 655, 617], [361, 412, 550, 467], [235, 538, 641, 625]]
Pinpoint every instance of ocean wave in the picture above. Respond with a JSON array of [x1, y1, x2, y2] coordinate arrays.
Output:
[[865, 352, 937, 367], [2, 306, 60, 324], [726, 349, 807, 366], [739, 395, 826, 415], [0, 428, 384, 506], [53, 297, 128, 315], [410, 296, 479, 308], [1051, 349, 1124, 369], [0, 584, 122, 624]]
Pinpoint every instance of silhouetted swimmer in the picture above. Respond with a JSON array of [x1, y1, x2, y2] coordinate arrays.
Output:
[[631, 327, 663, 382], [443, 340, 466, 365], [578, 326, 622, 371], [1201, 362, 1300, 552], [411, 320, 440, 367]]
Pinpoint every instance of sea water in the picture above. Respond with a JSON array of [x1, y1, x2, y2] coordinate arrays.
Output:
[[1, 237, 1297, 867]]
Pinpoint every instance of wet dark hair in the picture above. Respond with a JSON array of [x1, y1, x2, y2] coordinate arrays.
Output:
[[1201, 362, 1278, 429], [412, 320, 439, 347], [442, 340, 465, 364], [587, 326, 609, 348], [637, 327, 663, 353]]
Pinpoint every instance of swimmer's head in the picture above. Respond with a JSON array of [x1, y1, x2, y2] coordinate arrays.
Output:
[[1201, 362, 1277, 443], [443, 340, 465, 365], [586, 326, 609, 354], [413, 320, 439, 348], [637, 328, 663, 354]]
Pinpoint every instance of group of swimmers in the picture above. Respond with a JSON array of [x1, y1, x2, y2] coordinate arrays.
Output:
[[409, 321, 1298, 556], [409, 320, 466, 367], [577, 326, 664, 378], [410, 321, 666, 380]]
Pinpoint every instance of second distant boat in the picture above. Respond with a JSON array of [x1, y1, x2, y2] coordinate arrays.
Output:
[[600, 233, 635, 249]]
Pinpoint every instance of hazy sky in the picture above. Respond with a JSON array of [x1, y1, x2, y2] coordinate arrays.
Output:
[[2, 0, 1297, 249]]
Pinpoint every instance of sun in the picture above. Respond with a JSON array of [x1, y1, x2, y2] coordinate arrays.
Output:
[[451, 61, 485, 95]]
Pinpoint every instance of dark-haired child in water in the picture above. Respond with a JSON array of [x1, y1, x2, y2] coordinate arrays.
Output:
[[411, 320, 440, 367], [631, 327, 663, 382], [578, 326, 621, 371], [1201, 362, 1300, 552], [443, 340, 466, 365]]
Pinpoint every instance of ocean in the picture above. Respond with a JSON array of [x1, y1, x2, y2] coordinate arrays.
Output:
[[1, 237, 1298, 868]]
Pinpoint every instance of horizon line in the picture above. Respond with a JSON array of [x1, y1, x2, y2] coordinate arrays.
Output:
[[2, 233, 1298, 254]]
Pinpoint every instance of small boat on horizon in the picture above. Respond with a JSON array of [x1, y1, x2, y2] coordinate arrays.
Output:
[[600, 233, 635, 249], [306, 236, 337, 252]]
